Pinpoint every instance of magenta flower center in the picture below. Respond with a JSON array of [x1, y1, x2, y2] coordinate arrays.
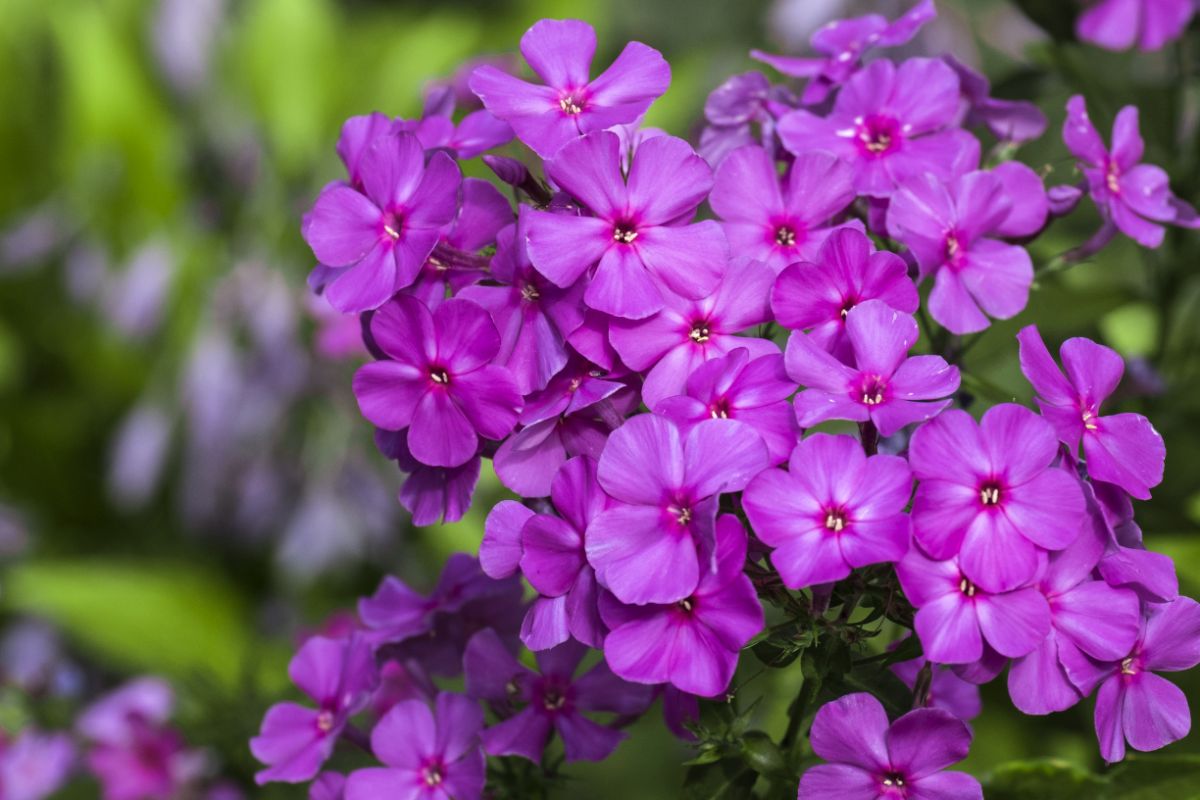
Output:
[[669, 504, 693, 525], [676, 597, 696, 614], [315, 710, 335, 733], [709, 398, 731, 419], [381, 211, 403, 241], [1120, 656, 1140, 676], [558, 92, 585, 115], [978, 481, 1002, 507], [520, 282, 541, 302], [1082, 407, 1099, 431], [1106, 162, 1122, 194], [775, 225, 798, 247], [429, 367, 451, 386], [421, 760, 445, 787], [879, 771, 908, 796], [959, 577, 978, 597], [689, 320, 712, 344], [858, 374, 887, 405], [838, 297, 858, 319], [856, 115, 901, 157], [613, 221, 639, 244], [540, 681, 569, 712], [824, 508, 848, 532]]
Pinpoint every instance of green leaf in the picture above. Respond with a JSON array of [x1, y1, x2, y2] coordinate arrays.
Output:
[[682, 757, 758, 800], [985, 759, 1109, 800], [1109, 755, 1200, 800], [4, 559, 287, 690], [740, 731, 789, 779]]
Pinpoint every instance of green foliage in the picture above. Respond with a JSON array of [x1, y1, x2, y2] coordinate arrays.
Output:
[[4, 560, 287, 690], [985, 755, 1200, 800]]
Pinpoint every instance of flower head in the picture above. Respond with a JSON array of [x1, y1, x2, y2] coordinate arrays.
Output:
[[1090, 597, 1200, 762], [1064, 95, 1200, 248], [752, 0, 937, 105], [887, 163, 1046, 334], [778, 57, 978, 197], [909, 405, 1085, 593], [1007, 522, 1141, 715], [655, 348, 797, 465], [610, 257, 778, 409], [1018, 325, 1165, 500], [743, 433, 912, 588], [465, 631, 653, 762], [771, 227, 919, 363], [586, 415, 769, 605], [302, 132, 461, 313], [344, 693, 485, 800], [353, 295, 522, 468], [786, 300, 959, 437], [600, 515, 764, 697], [798, 692, 982, 800], [481, 456, 611, 649], [250, 636, 377, 784], [469, 18, 670, 158], [709, 147, 856, 274], [897, 549, 1051, 665], [0, 730, 75, 800], [525, 131, 729, 319]]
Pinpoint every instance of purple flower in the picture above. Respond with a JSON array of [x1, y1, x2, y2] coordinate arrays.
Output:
[[0, 730, 75, 800], [481, 456, 610, 649], [302, 132, 461, 313], [891, 657, 982, 721], [786, 300, 960, 437], [310, 772, 346, 800], [897, 548, 1051, 665], [886, 163, 1046, 335], [357, 553, 524, 675], [585, 415, 769, 605], [493, 359, 636, 497], [403, 108, 514, 160], [752, 0, 937, 106], [798, 692, 982, 800], [469, 18, 670, 158], [405, 177, 512, 311], [344, 692, 485, 800], [697, 71, 794, 167], [1018, 325, 1165, 499], [771, 227, 919, 363], [908, 405, 1085, 593], [458, 212, 584, 395], [465, 631, 653, 762], [525, 131, 729, 319], [1077, 0, 1195, 51], [744, 434, 911, 588], [1081, 473, 1179, 603], [250, 635, 377, 784], [336, 112, 394, 189], [1091, 597, 1200, 762], [1064, 95, 1200, 247], [1007, 522, 1141, 715], [600, 515, 764, 697], [709, 147, 856, 274], [375, 430, 482, 527], [353, 295, 522, 468], [778, 58, 978, 198], [655, 348, 797, 465], [609, 257, 777, 409], [944, 56, 1047, 143]]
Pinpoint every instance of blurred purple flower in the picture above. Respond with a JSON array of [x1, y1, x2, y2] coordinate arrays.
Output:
[[1077, 0, 1194, 51]]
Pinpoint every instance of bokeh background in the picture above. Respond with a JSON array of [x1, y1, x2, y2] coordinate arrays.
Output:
[[1, 0, 1198, 796]]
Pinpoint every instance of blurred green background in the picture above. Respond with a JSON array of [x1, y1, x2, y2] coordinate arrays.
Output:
[[1, 0, 1198, 796]]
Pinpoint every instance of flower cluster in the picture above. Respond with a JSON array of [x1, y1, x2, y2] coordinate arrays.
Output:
[[260, 5, 1200, 798]]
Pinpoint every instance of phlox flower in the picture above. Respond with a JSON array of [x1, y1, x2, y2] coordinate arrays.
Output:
[[465, 631, 653, 762], [798, 692, 982, 800], [525, 131, 729, 319], [1018, 325, 1165, 499], [600, 515, 763, 697], [909, 405, 1085, 593], [585, 414, 769, 605], [1077, 0, 1194, 52], [470, 18, 670, 158], [785, 300, 959, 437], [743, 433, 911, 588], [344, 693, 485, 800]]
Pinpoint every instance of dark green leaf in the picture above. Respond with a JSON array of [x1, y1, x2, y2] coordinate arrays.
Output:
[[682, 758, 758, 800], [984, 759, 1109, 800]]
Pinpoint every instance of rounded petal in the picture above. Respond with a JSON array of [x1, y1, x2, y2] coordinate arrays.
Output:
[[809, 693, 890, 771], [886, 707, 971, 778], [975, 588, 1051, 658], [407, 390, 478, 468], [480, 500, 534, 579], [352, 361, 425, 431], [304, 185, 380, 266], [520, 18, 595, 87], [798, 764, 879, 800], [586, 504, 699, 605]]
